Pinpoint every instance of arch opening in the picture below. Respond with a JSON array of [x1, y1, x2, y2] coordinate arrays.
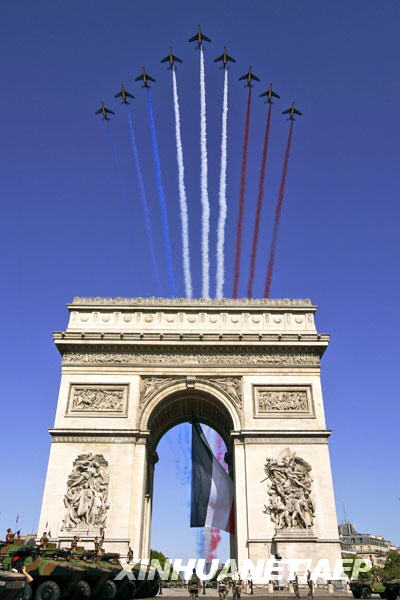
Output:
[[145, 389, 236, 562], [147, 389, 235, 451]]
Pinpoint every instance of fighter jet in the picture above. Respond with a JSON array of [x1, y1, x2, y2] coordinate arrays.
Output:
[[161, 47, 183, 70], [134, 67, 156, 88], [114, 84, 135, 104], [214, 46, 236, 69], [95, 101, 115, 121], [239, 66, 260, 87], [282, 102, 302, 120], [259, 83, 280, 104], [188, 25, 211, 49]]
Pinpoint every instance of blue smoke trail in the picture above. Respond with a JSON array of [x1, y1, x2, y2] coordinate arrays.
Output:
[[126, 107, 162, 295], [146, 88, 177, 297], [106, 123, 136, 261]]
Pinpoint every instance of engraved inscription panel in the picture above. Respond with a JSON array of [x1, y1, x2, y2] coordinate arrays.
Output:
[[254, 386, 314, 418]]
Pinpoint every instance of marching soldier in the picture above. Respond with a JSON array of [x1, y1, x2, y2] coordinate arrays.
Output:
[[293, 574, 301, 600], [307, 571, 314, 599], [188, 568, 201, 600], [217, 578, 228, 600]]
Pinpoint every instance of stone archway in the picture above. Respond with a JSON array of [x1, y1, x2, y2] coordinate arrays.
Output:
[[136, 377, 241, 559], [38, 297, 342, 575]]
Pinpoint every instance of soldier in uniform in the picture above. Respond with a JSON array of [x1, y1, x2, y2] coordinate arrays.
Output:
[[232, 577, 242, 600], [217, 578, 228, 600], [94, 531, 105, 556], [127, 546, 133, 564], [188, 568, 201, 600], [39, 531, 49, 549], [70, 535, 80, 551], [293, 574, 300, 600], [5, 528, 14, 543], [307, 571, 314, 599]]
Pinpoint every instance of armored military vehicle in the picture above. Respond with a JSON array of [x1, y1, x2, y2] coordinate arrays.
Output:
[[383, 580, 400, 600], [0, 540, 159, 600], [0, 569, 26, 600], [350, 578, 387, 599]]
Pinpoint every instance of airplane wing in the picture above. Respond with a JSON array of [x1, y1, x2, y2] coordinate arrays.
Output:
[[106, 108, 115, 115], [294, 108, 302, 115], [95, 109, 102, 114], [238, 74, 248, 81], [188, 34, 198, 42], [272, 91, 280, 98], [135, 74, 144, 81], [251, 74, 260, 81], [202, 34, 211, 42], [126, 92, 135, 99], [173, 55, 183, 63], [227, 55, 236, 63], [147, 75, 156, 82], [214, 54, 224, 62], [161, 56, 169, 63], [282, 108, 291, 114], [114, 92, 122, 98], [259, 91, 267, 97]]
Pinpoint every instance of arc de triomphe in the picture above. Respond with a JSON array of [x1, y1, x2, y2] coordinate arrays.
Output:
[[38, 297, 341, 568]]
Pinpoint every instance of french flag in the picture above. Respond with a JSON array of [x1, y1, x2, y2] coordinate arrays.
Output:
[[190, 422, 235, 534]]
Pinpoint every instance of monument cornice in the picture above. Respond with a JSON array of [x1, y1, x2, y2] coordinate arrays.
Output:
[[49, 428, 149, 443], [54, 332, 329, 347], [70, 297, 316, 309]]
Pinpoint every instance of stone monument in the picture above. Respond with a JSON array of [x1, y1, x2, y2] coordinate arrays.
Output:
[[38, 297, 341, 571]]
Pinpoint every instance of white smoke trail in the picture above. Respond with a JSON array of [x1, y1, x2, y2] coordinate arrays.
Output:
[[172, 69, 193, 299], [200, 48, 210, 298], [216, 69, 229, 299]]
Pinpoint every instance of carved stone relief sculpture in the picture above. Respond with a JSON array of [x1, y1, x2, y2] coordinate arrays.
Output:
[[61, 453, 110, 531], [68, 386, 127, 414], [262, 449, 315, 530]]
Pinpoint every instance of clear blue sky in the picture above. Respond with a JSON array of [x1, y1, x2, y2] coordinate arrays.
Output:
[[1, 0, 399, 553]]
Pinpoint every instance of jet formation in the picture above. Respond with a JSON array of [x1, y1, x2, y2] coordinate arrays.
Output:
[[114, 85, 135, 104], [260, 84, 280, 104], [214, 47, 236, 69], [239, 66, 260, 88], [282, 102, 303, 120], [188, 25, 211, 49], [95, 26, 301, 121], [161, 47, 183, 70], [135, 67, 156, 88], [95, 101, 115, 121]]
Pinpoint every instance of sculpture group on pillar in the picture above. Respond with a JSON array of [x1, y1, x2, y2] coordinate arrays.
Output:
[[263, 450, 315, 530], [62, 453, 110, 531]]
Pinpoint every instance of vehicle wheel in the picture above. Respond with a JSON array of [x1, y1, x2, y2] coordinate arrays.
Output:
[[379, 594, 387, 598], [34, 581, 61, 600], [385, 594, 398, 600], [72, 580, 91, 600], [352, 594, 362, 599], [24, 583, 33, 600], [146, 581, 160, 598], [116, 581, 136, 600], [361, 588, 372, 599], [97, 580, 117, 600]]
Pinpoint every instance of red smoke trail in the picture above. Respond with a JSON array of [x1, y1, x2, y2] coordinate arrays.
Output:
[[233, 88, 252, 298], [247, 103, 272, 298], [264, 121, 294, 298]]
